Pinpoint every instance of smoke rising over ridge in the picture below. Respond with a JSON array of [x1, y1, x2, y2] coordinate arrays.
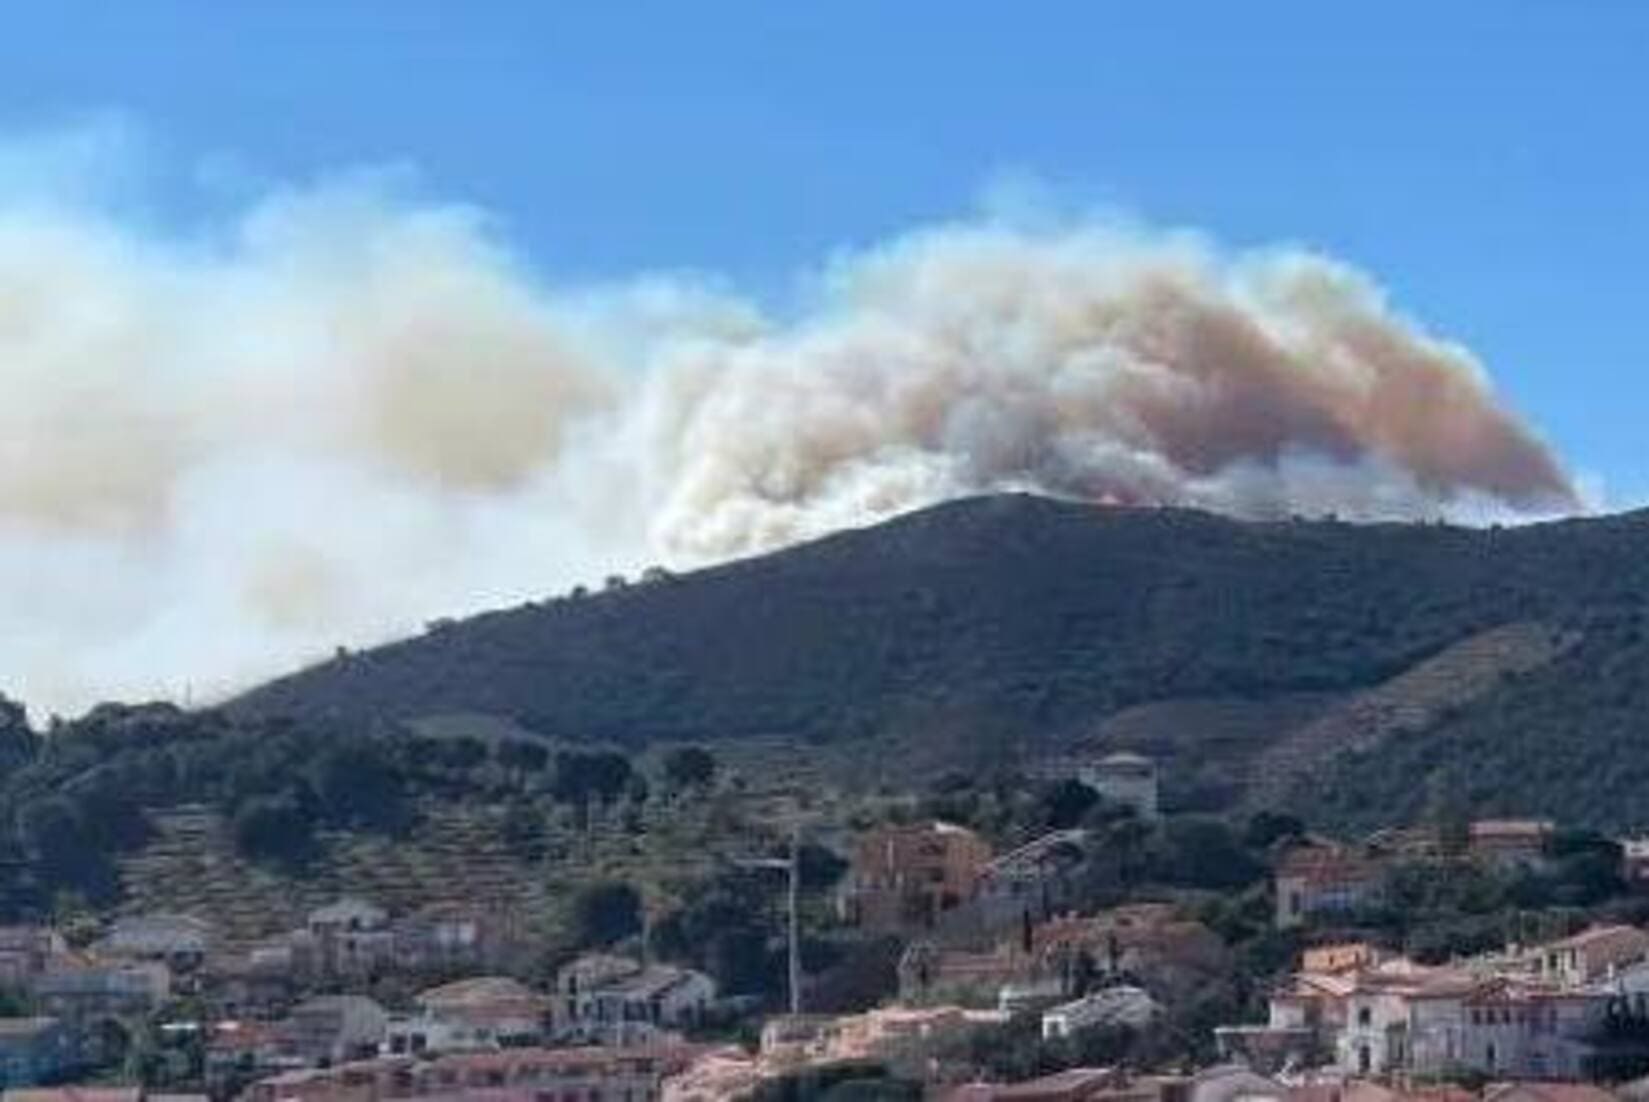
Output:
[[0, 136, 1579, 714]]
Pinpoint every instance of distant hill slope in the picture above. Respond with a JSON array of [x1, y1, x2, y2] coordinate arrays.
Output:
[[229, 494, 1649, 823]]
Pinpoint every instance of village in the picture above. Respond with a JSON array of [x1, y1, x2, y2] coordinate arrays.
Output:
[[7, 754, 1649, 1102]]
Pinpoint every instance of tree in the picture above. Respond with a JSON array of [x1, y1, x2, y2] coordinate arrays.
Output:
[[1154, 818, 1263, 891], [233, 793, 318, 868], [1041, 778, 1098, 831], [500, 802, 547, 862], [310, 741, 410, 834], [664, 746, 718, 790], [1244, 811, 1306, 850], [553, 751, 635, 829], [0, 694, 35, 773], [572, 881, 642, 947], [496, 740, 550, 778], [19, 797, 119, 904]]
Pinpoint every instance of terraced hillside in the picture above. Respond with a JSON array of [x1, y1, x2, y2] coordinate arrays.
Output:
[[115, 803, 554, 948]]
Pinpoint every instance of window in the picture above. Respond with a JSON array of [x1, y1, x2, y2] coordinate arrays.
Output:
[[1357, 1007, 1371, 1026]]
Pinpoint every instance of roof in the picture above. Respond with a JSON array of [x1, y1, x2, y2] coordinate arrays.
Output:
[[417, 976, 542, 1006], [2, 1091, 143, 1102], [308, 897, 386, 922], [601, 964, 710, 1000], [1275, 844, 1381, 880], [0, 927, 60, 950], [991, 1067, 1117, 1099], [1096, 752, 1153, 767], [1483, 1084, 1618, 1102], [1542, 923, 1649, 953], [985, 830, 1089, 874], [108, 913, 211, 935], [1470, 819, 1554, 841], [292, 994, 386, 1015], [1277, 972, 1356, 1000]]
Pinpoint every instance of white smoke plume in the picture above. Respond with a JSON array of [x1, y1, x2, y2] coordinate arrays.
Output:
[[0, 129, 1578, 716]]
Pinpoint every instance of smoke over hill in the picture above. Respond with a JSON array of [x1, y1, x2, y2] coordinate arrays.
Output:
[[0, 133, 1577, 713]]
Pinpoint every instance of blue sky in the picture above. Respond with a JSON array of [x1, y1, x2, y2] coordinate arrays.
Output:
[[2, 1, 1644, 501]]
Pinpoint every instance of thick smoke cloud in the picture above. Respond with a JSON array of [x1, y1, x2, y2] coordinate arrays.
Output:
[[0, 134, 1578, 715]]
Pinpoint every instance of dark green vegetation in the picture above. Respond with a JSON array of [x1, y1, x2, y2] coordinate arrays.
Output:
[[231, 493, 1649, 825]]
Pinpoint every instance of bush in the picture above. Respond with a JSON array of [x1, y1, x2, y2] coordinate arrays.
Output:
[[571, 881, 642, 948]]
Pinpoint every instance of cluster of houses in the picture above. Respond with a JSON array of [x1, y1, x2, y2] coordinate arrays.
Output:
[[23, 751, 1649, 1102], [0, 897, 716, 1097], [838, 753, 1159, 940], [1214, 926, 1649, 1081], [1271, 816, 1649, 933]]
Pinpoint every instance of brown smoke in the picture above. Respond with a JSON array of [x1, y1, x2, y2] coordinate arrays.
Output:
[[0, 145, 1579, 714]]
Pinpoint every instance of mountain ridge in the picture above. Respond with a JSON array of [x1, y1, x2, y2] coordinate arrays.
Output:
[[226, 493, 1649, 824]]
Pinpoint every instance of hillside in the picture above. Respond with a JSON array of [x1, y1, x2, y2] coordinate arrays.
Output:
[[11, 493, 1649, 934], [230, 494, 1649, 818]]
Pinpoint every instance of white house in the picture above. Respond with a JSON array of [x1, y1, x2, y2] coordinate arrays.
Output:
[[1079, 753, 1159, 819], [1528, 925, 1649, 988], [414, 976, 548, 1048], [556, 955, 716, 1046], [1040, 985, 1161, 1039], [1337, 968, 1608, 1080]]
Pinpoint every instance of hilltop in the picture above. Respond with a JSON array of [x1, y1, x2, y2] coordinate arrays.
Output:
[[228, 493, 1649, 824]]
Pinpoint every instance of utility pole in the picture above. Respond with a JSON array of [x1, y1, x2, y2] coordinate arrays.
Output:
[[736, 823, 805, 1016], [787, 825, 802, 1017]]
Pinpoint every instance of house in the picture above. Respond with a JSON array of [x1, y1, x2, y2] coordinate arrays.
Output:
[[0, 1019, 77, 1089], [1621, 840, 1649, 890], [1041, 987, 1161, 1039], [1529, 925, 1649, 987], [1302, 944, 1386, 975], [0, 931, 66, 990], [1187, 1066, 1287, 1102], [899, 941, 1039, 1008], [411, 977, 548, 1048], [206, 950, 300, 1021], [242, 1044, 702, 1102], [303, 901, 393, 978], [1274, 844, 1385, 929], [1, 1090, 143, 1102], [392, 903, 520, 973], [758, 1007, 1007, 1081], [278, 996, 390, 1067], [1032, 905, 1231, 1004], [965, 831, 1090, 938], [30, 961, 170, 1025], [555, 957, 715, 1046], [93, 915, 211, 973], [1079, 753, 1160, 820], [204, 1020, 296, 1095], [904, 905, 1225, 1010], [1481, 1085, 1619, 1102], [945, 1067, 1131, 1102], [1337, 969, 1609, 1080], [662, 1045, 765, 1102], [1214, 970, 1353, 1071], [1469, 821, 1555, 870], [841, 822, 993, 934]]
